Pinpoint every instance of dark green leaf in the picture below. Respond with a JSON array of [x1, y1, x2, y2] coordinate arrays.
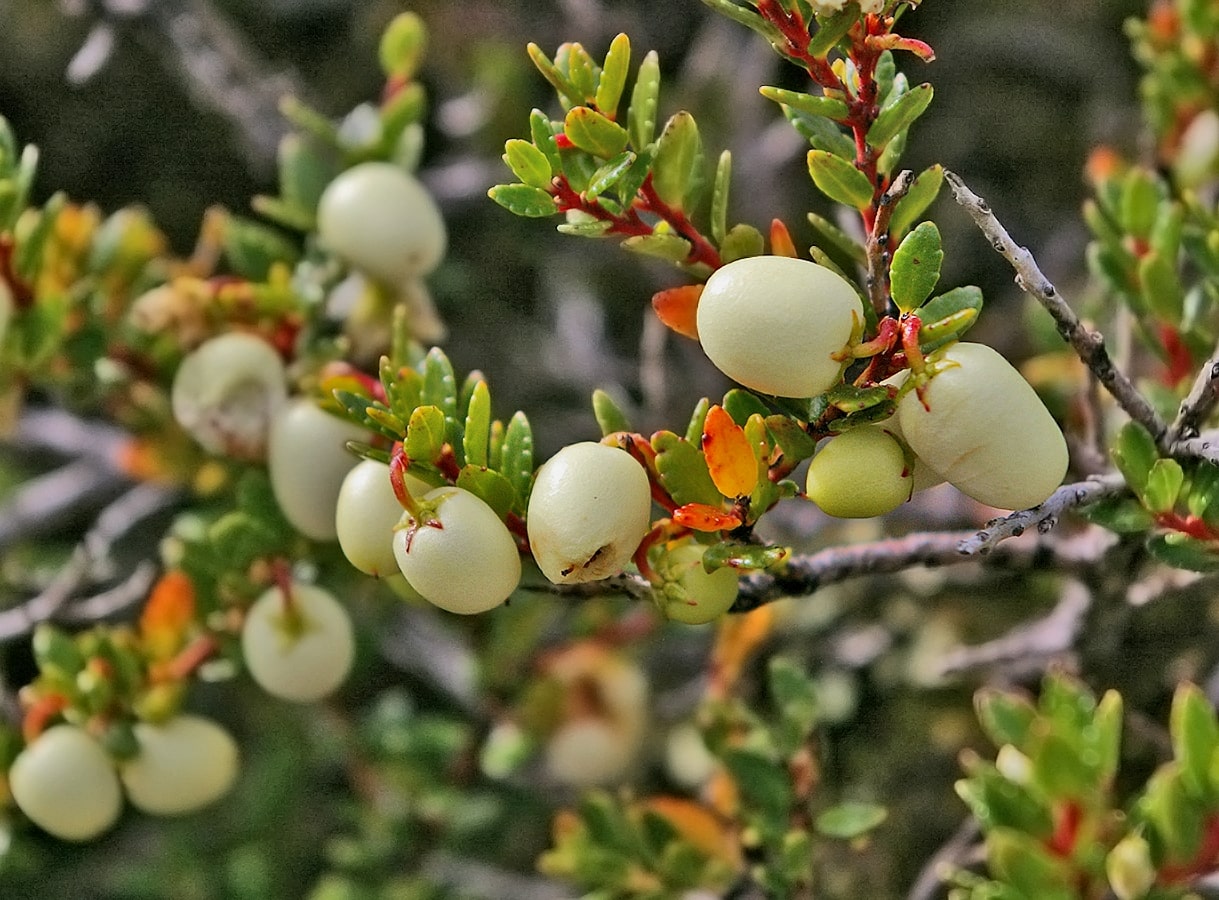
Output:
[[807, 5, 857, 56], [784, 106, 856, 160], [889, 221, 943, 312], [1112, 421, 1160, 499], [488, 183, 559, 218], [807, 211, 867, 265], [1139, 251, 1185, 321], [1080, 496, 1154, 533], [530, 109, 563, 172], [1147, 533, 1219, 572], [500, 411, 533, 512], [890, 164, 944, 241], [526, 43, 583, 106], [463, 380, 492, 468], [1171, 683, 1219, 800], [585, 151, 636, 201], [456, 466, 517, 520], [686, 398, 711, 445], [974, 688, 1038, 750], [765, 415, 816, 463], [825, 383, 891, 414], [1144, 458, 1184, 514], [723, 748, 792, 829], [917, 285, 983, 351], [711, 150, 731, 244], [867, 83, 933, 150], [723, 389, 769, 426]]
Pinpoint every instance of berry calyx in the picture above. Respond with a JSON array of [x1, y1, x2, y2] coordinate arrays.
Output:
[[653, 539, 740, 625]]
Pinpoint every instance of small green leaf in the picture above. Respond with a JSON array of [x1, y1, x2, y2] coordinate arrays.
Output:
[[488, 184, 558, 218], [686, 398, 711, 445], [867, 83, 933, 149], [527, 43, 583, 107], [765, 415, 816, 463], [1145, 458, 1185, 514], [723, 748, 792, 829], [703, 542, 789, 572], [500, 411, 533, 512], [594, 33, 631, 119], [1080, 496, 1154, 533], [530, 109, 563, 173], [503, 139, 553, 190], [623, 233, 692, 262], [985, 828, 1075, 899], [974, 688, 1038, 750], [651, 111, 704, 211], [463, 380, 492, 468], [1031, 733, 1095, 798], [1112, 421, 1160, 499], [1171, 683, 1219, 800], [277, 133, 334, 218], [456, 466, 517, 520], [807, 149, 874, 210], [652, 431, 721, 507], [825, 384, 891, 414], [759, 86, 849, 121], [1139, 251, 1185, 321], [422, 347, 459, 446], [585, 151, 636, 201], [917, 286, 983, 351], [33, 625, 84, 677], [768, 656, 818, 751], [1119, 167, 1163, 241], [889, 221, 943, 312], [592, 388, 631, 436], [711, 150, 731, 244], [784, 106, 856, 160], [564, 107, 630, 159], [807, 5, 857, 56], [222, 216, 299, 281], [557, 43, 600, 104], [628, 51, 661, 150], [890, 164, 944, 240], [1093, 690, 1123, 787], [405, 405, 447, 464], [719, 223, 764, 264], [723, 389, 769, 426], [807, 211, 867, 265], [379, 12, 426, 79], [1147, 533, 1219, 572], [815, 802, 887, 840]]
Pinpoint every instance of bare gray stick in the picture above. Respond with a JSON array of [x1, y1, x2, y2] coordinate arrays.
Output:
[[943, 170, 1168, 444], [0, 460, 128, 552], [0, 482, 181, 641], [957, 474, 1127, 556], [1167, 337, 1219, 446], [60, 560, 160, 625], [906, 818, 982, 900], [1176, 429, 1219, 464]]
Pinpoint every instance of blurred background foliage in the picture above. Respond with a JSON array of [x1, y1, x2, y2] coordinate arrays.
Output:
[[0, 1, 1190, 898]]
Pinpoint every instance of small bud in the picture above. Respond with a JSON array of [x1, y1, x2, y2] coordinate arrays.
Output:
[[994, 744, 1033, 785], [1106, 833, 1156, 900]]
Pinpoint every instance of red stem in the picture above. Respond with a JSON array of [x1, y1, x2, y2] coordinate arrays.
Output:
[[1160, 814, 1219, 884]]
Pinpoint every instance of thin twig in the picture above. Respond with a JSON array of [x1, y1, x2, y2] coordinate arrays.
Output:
[[957, 475, 1127, 557], [937, 579, 1091, 676], [0, 483, 182, 641], [907, 818, 982, 900], [1167, 337, 1219, 446], [730, 530, 1088, 613], [943, 170, 1168, 444], [59, 560, 160, 625], [865, 169, 915, 318], [1176, 429, 1219, 464], [0, 460, 129, 552]]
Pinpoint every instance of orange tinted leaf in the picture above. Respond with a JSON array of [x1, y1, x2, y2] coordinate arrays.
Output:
[[702, 405, 756, 498], [637, 796, 744, 869], [673, 503, 741, 532], [710, 605, 774, 699], [140, 570, 196, 660], [769, 219, 798, 258], [652, 284, 703, 340]]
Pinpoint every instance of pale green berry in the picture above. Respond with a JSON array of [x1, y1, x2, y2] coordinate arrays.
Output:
[[1106, 833, 1156, 900], [171, 332, 287, 460], [655, 539, 739, 625], [695, 256, 862, 398], [805, 426, 913, 518], [897, 342, 1068, 510], [121, 715, 238, 816], [527, 442, 652, 585], [242, 581, 355, 702], [317, 161, 447, 284], [336, 460, 431, 577], [392, 487, 522, 614], [268, 399, 366, 541], [9, 725, 122, 841]]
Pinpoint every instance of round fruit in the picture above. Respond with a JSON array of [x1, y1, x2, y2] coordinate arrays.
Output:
[[171, 332, 287, 460], [9, 725, 122, 841], [317, 161, 447, 284], [268, 399, 366, 541], [544, 718, 638, 787], [896, 341, 1069, 510], [242, 581, 355, 702], [655, 539, 740, 625], [695, 256, 863, 398], [805, 426, 913, 518], [121, 715, 239, 816], [335, 460, 431, 577], [392, 486, 522, 614], [527, 442, 652, 585]]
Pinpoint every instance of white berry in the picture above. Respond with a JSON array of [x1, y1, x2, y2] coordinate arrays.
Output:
[[336, 459, 431, 577], [696, 256, 862, 398], [242, 581, 355, 702], [121, 715, 239, 816], [392, 486, 522, 614], [527, 442, 652, 585], [317, 162, 447, 284], [9, 725, 122, 841]]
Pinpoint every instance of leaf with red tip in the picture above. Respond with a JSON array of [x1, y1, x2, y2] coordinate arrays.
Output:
[[652, 284, 703, 340], [703, 404, 757, 498], [673, 503, 742, 532], [769, 219, 798, 258]]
